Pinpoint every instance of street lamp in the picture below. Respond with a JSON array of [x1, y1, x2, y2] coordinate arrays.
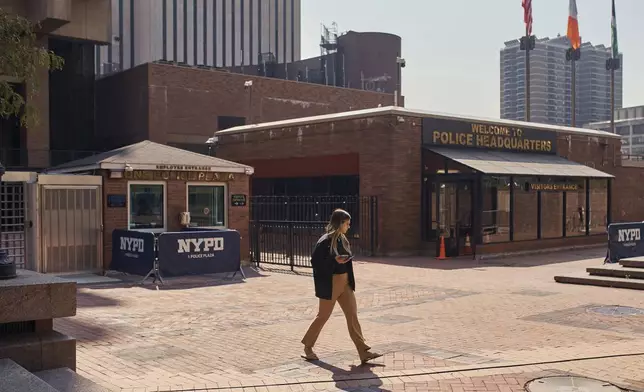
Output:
[[0, 160, 16, 279], [205, 137, 217, 156], [395, 57, 406, 107], [244, 80, 253, 124]]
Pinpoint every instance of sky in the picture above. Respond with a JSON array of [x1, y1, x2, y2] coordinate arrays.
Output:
[[300, 0, 644, 119]]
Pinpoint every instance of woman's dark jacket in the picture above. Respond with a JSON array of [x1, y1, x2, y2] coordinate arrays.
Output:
[[310, 233, 356, 300]]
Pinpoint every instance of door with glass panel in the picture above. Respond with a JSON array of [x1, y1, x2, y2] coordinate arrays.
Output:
[[187, 184, 226, 227], [438, 180, 473, 257]]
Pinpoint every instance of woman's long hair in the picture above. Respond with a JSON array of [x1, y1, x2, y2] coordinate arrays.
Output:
[[326, 209, 352, 256]]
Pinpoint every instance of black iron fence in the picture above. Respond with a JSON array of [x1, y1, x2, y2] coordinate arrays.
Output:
[[249, 196, 379, 269]]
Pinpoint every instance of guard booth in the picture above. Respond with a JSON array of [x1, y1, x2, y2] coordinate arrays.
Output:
[[420, 117, 614, 258], [1, 171, 103, 274], [46, 140, 254, 271]]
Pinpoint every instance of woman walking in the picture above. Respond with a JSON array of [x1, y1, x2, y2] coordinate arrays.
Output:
[[301, 209, 382, 364]]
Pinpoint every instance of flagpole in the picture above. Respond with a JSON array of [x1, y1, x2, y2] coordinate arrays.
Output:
[[610, 66, 615, 132], [607, 0, 620, 134], [566, 44, 580, 127], [525, 25, 531, 122], [572, 55, 576, 127]]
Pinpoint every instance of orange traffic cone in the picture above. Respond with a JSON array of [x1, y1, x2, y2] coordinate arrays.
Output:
[[437, 236, 447, 260], [464, 234, 472, 255]]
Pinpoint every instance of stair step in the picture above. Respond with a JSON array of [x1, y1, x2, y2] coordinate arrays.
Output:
[[555, 274, 644, 290], [34, 368, 109, 392], [620, 259, 644, 269], [587, 266, 644, 280], [0, 359, 58, 392]]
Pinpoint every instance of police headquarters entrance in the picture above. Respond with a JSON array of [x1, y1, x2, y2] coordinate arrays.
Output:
[[420, 117, 614, 258]]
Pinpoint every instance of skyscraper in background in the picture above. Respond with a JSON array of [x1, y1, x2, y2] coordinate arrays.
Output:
[[500, 36, 623, 126], [97, 0, 301, 76]]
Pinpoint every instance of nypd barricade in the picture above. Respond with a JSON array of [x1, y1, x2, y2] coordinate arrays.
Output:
[[157, 229, 241, 277], [111, 229, 156, 275], [606, 222, 644, 263]]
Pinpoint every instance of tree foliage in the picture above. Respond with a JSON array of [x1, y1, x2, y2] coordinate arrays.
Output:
[[0, 8, 64, 126]]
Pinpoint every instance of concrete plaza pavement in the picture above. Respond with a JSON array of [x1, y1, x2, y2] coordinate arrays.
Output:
[[55, 248, 644, 391]]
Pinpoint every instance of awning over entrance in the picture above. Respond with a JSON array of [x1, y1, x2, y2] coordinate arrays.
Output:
[[426, 147, 614, 178]]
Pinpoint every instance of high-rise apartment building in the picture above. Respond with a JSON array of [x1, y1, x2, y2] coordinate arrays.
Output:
[[96, 0, 301, 75], [586, 105, 644, 156], [500, 36, 622, 127]]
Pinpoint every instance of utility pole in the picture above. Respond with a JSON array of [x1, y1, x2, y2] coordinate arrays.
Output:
[[395, 57, 406, 106]]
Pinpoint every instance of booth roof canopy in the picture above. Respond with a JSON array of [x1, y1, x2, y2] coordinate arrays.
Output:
[[427, 147, 614, 178], [215, 106, 621, 140], [47, 140, 253, 174]]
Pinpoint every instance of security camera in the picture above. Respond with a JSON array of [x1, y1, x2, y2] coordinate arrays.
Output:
[[396, 57, 406, 68]]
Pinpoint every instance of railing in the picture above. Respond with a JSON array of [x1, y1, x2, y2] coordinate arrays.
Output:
[[0, 148, 103, 169], [249, 196, 379, 269], [621, 154, 644, 161]]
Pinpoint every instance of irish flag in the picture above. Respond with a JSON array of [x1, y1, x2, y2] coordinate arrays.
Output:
[[567, 0, 581, 50]]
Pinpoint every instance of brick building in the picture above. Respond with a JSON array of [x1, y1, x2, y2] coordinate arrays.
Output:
[[94, 62, 397, 154], [48, 141, 253, 269], [0, 0, 111, 169], [214, 106, 643, 257]]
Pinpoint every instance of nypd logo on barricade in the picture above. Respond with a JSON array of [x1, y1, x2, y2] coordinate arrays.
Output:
[[617, 227, 640, 244], [177, 237, 224, 258], [157, 230, 241, 276], [120, 236, 145, 257], [607, 222, 644, 263], [111, 229, 156, 275]]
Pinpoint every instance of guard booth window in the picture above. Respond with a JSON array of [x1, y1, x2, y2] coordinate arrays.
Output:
[[129, 183, 166, 232], [187, 184, 226, 228]]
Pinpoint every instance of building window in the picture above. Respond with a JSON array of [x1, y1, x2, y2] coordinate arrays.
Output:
[[128, 182, 166, 232], [589, 179, 608, 234], [565, 182, 586, 237], [218, 116, 246, 131], [541, 190, 564, 239], [481, 177, 510, 243], [632, 124, 644, 135], [513, 177, 538, 241], [187, 184, 226, 227]]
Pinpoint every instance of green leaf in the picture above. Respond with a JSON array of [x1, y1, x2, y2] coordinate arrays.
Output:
[[0, 8, 64, 127]]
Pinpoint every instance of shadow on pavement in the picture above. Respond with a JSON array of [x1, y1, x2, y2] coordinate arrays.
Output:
[[76, 267, 269, 291], [311, 360, 390, 391], [76, 291, 122, 308], [358, 247, 606, 270], [54, 317, 112, 342]]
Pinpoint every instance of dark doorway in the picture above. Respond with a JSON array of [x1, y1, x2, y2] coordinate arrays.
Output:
[[423, 176, 474, 257]]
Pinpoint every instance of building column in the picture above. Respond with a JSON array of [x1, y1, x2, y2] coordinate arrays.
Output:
[[26, 38, 51, 168]]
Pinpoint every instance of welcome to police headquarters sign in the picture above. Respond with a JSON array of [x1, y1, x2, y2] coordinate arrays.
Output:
[[422, 117, 557, 154], [607, 222, 644, 263], [111, 229, 156, 276], [158, 230, 241, 277]]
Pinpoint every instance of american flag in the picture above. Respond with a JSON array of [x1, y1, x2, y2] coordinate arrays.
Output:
[[522, 0, 533, 36]]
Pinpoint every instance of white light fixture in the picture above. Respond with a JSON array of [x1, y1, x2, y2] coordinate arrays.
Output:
[[124, 164, 133, 172]]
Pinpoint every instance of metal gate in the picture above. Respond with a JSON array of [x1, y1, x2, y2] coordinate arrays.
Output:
[[40, 185, 103, 274], [249, 196, 379, 269], [0, 182, 26, 269]]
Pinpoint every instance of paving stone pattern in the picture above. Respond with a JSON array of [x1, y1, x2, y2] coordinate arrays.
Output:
[[54, 249, 644, 391]]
